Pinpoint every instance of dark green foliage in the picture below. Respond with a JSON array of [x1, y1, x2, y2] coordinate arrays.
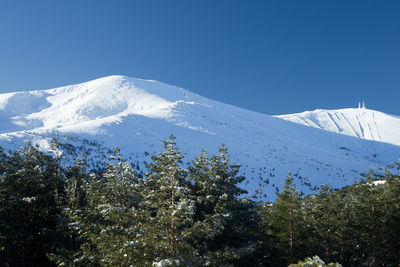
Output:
[[50, 136, 261, 266], [57, 148, 146, 266], [140, 136, 197, 265], [343, 166, 400, 266], [0, 140, 399, 267], [261, 167, 400, 266], [0, 144, 65, 267], [266, 174, 304, 265], [301, 185, 350, 264], [48, 157, 88, 266], [188, 147, 261, 266], [385, 164, 400, 265]]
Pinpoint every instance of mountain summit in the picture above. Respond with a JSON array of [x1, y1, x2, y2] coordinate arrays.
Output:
[[277, 107, 400, 146], [1, 75, 399, 198]]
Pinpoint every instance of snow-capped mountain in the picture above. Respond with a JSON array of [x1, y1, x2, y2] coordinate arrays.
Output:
[[277, 108, 400, 147], [1, 75, 399, 198]]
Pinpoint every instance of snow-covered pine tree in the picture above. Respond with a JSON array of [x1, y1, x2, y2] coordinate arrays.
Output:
[[288, 255, 342, 267], [141, 135, 197, 266], [0, 144, 65, 266], [48, 156, 89, 265], [188, 146, 261, 266], [62, 147, 145, 266]]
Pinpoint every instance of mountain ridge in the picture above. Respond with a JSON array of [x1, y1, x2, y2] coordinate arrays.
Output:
[[0, 75, 399, 199], [276, 107, 400, 146]]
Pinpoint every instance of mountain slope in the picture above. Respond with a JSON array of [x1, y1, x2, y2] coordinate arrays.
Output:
[[276, 108, 400, 146], [0, 75, 399, 199]]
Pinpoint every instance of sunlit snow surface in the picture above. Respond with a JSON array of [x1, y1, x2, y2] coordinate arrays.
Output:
[[1, 75, 399, 199], [277, 108, 400, 147]]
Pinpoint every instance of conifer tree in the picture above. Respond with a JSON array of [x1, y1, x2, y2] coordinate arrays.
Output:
[[268, 174, 303, 265], [258, 201, 283, 266], [61, 148, 144, 266], [188, 146, 261, 266], [349, 173, 388, 266], [0, 144, 65, 266], [141, 135, 197, 266], [304, 185, 348, 263], [384, 164, 400, 264], [48, 156, 88, 265], [346, 166, 400, 266], [2, 139, 400, 266]]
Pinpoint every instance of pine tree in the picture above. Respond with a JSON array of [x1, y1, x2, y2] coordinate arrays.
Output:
[[188, 146, 261, 266], [303, 185, 349, 263], [347, 166, 400, 266], [60, 148, 145, 266], [48, 156, 88, 266], [141, 135, 197, 266], [384, 163, 400, 265], [3, 139, 399, 266], [268, 174, 303, 265], [0, 144, 65, 266], [348, 174, 387, 266]]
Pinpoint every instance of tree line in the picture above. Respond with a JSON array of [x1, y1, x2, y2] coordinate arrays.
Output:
[[0, 136, 399, 266]]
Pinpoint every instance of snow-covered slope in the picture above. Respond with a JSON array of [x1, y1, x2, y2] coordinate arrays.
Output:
[[276, 108, 400, 147], [0, 75, 399, 199]]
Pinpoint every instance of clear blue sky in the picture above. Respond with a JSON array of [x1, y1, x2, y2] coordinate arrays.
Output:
[[0, 0, 399, 115]]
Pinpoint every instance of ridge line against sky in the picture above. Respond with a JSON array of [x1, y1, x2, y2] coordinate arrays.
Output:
[[0, 0, 399, 115]]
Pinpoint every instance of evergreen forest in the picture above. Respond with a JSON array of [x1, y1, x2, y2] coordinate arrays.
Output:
[[0, 136, 399, 266]]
